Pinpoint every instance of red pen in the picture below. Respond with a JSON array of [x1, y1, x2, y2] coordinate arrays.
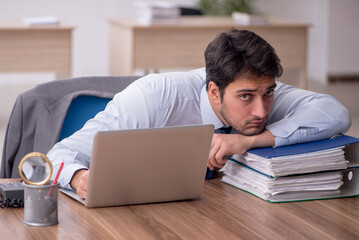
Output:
[[48, 162, 64, 196]]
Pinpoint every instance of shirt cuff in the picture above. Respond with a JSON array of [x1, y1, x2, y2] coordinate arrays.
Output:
[[59, 163, 88, 190], [266, 120, 299, 147]]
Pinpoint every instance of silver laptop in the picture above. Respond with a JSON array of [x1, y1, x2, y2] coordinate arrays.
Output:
[[60, 124, 214, 208]]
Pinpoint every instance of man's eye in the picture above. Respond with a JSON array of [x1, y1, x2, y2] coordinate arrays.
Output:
[[265, 90, 275, 96], [240, 94, 251, 101]]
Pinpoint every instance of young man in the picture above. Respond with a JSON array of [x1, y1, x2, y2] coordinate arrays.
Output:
[[47, 29, 351, 199]]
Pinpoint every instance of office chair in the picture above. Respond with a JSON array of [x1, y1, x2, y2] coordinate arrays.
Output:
[[58, 95, 111, 142], [1, 76, 140, 178]]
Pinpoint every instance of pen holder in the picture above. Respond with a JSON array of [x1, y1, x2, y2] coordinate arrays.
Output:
[[22, 182, 59, 226]]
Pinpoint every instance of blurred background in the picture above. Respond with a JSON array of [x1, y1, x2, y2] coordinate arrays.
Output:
[[0, 0, 358, 158]]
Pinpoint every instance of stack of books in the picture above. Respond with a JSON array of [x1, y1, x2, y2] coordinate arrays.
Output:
[[134, 1, 180, 25], [222, 135, 359, 202]]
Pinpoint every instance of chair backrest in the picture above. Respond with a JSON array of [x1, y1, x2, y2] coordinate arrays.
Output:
[[1, 75, 140, 178], [58, 95, 112, 142]]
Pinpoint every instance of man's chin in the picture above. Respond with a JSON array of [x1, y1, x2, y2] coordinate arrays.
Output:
[[240, 126, 266, 136]]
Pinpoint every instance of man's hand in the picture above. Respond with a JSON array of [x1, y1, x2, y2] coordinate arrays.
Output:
[[70, 169, 89, 199], [208, 130, 275, 170]]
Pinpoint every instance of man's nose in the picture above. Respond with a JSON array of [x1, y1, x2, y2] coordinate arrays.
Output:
[[252, 98, 267, 119]]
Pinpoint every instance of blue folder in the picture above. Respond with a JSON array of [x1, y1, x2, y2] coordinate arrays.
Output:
[[246, 135, 359, 158]]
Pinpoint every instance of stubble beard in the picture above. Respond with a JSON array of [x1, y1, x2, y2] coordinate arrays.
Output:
[[220, 106, 267, 136]]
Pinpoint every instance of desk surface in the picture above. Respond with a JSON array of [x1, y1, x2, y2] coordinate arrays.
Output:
[[1, 178, 358, 239]]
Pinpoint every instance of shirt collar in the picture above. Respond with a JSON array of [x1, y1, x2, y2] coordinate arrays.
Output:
[[200, 83, 225, 129]]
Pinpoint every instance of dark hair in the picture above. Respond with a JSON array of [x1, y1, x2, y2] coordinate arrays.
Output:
[[205, 29, 283, 97]]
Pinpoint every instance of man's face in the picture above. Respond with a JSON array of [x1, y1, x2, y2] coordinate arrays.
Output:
[[209, 76, 276, 136]]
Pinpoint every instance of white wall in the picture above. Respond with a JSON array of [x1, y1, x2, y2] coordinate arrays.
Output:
[[1, 0, 358, 83], [0, 0, 197, 79], [255, 0, 330, 83], [255, 0, 359, 82], [328, 0, 359, 75]]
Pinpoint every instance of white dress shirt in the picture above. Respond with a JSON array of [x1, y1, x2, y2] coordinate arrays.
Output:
[[47, 68, 351, 189]]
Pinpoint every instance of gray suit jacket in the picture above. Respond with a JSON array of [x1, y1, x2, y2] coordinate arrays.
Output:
[[1, 76, 139, 178]]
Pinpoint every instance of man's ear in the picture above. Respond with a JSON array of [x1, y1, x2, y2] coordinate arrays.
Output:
[[208, 82, 221, 105]]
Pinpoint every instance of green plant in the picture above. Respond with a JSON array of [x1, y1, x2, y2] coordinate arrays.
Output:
[[198, 0, 253, 16]]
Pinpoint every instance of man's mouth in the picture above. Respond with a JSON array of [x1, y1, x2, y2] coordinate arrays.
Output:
[[248, 120, 266, 127]]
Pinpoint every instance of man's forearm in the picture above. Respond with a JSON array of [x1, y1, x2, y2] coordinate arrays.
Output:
[[248, 129, 275, 150]]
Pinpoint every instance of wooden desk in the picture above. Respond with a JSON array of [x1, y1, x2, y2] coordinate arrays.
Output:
[[1, 178, 358, 239], [0, 20, 74, 80], [108, 16, 309, 89]]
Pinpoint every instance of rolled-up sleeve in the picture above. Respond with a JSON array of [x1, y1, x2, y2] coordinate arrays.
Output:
[[266, 83, 351, 147]]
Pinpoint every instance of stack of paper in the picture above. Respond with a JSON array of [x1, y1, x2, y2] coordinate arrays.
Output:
[[231, 12, 268, 25], [221, 135, 359, 202], [134, 1, 180, 25], [222, 160, 343, 202], [231, 147, 347, 177], [22, 16, 60, 26]]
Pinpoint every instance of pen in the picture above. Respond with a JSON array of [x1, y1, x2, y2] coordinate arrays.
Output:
[[48, 162, 64, 196]]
